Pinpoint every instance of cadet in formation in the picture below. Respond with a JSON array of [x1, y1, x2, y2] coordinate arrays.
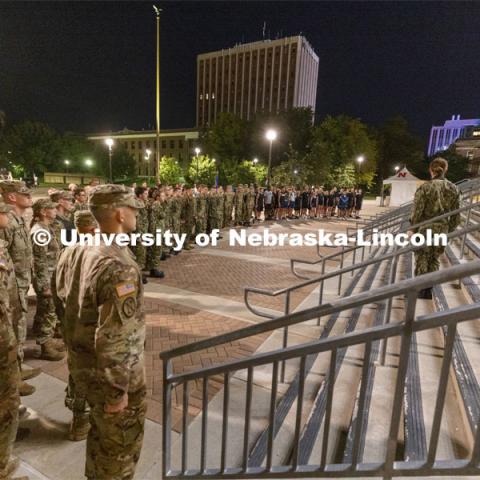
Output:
[[409, 157, 460, 299], [0, 200, 27, 480], [55, 185, 146, 480], [30, 199, 65, 361], [0, 181, 40, 397]]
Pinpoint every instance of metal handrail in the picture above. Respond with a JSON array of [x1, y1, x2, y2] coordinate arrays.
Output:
[[244, 222, 479, 320], [163, 239, 480, 363], [242, 202, 477, 321], [162, 261, 480, 479], [295, 199, 480, 280], [309, 185, 479, 272]]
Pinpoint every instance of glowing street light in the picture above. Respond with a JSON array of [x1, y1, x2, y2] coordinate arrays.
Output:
[[253, 157, 259, 164], [356, 155, 365, 177], [265, 129, 277, 186], [64, 159, 70, 173], [85, 158, 93, 168], [105, 138, 114, 183], [194, 147, 201, 181], [293, 169, 298, 175], [395, 165, 400, 172]]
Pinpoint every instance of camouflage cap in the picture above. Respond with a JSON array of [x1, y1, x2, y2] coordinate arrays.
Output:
[[88, 184, 143, 209], [50, 190, 74, 202], [74, 210, 98, 229], [32, 198, 58, 214], [0, 180, 31, 195]]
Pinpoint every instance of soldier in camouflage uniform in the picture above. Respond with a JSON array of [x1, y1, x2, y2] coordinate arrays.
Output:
[[50, 190, 75, 245], [74, 210, 98, 235], [234, 185, 244, 225], [55, 185, 147, 480], [60, 210, 98, 442], [224, 185, 235, 228], [0, 181, 38, 397], [0, 201, 26, 480], [70, 187, 89, 222], [169, 189, 182, 253], [245, 185, 256, 226], [146, 190, 167, 276], [195, 186, 208, 236], [410, 158, 460, 299], [130, 187, 149, 277], [30, 199, 65, 361], [182, 187, 196, 249]]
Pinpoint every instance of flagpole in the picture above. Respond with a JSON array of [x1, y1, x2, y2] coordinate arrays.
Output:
[[153, 6, 162, 185]]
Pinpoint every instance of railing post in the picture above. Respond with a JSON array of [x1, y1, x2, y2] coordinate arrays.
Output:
[[338, 246, 345, 295], [460, 190, 473, 259], [379, 249, 400, 366], [318, 260, 326, 326], [384, 291, 418, 478], [281, 292, 291, 383], [162, 359, 173, 478]]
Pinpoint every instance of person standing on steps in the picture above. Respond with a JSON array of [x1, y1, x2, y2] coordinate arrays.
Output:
[[409, 157, 460, 299]]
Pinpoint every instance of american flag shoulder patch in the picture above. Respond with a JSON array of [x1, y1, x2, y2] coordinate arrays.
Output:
[[115, 282, 136, 297]]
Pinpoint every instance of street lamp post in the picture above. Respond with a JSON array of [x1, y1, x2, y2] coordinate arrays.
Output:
[[265, 129, 277, 186], [105, 138, 114, 183], [195, 147, 201, 182], [145, 149, 152, 181], [64, 159, 70, 174], [153, 6, 162, 185]]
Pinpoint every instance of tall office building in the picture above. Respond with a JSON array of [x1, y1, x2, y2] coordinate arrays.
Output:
[[196, 35, 319, 127], [428, 115, 480, 156]]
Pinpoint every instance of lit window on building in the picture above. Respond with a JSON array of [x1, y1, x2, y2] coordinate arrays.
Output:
[[206, 93, 209, 100], [200, 94, 203, 100], [212, 93, 215, 99]]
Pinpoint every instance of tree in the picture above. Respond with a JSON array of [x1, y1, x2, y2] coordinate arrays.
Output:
[[0, 110, 6, 132], [187, 155, 217, 186], [159, 156, 183, 185], [203, 112, 250, 167], [309, 115, 378, 188], [92, 142, 136, 181], [226, 160, 267, 185], [271, 147, 313, 187], [249, 107, 315, 169], [0, 121, 60, 176], [376, 116, 425, 186], [58, 132, 96, 173]]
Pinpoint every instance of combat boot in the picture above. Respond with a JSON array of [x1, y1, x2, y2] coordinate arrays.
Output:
[[68, 413, 90, 441], [150, 269, 165, 278], [21, 367, 41, 381], [51, 338, 66, 352], [40, 339, 65, 361], [18, 381, 35, 396]]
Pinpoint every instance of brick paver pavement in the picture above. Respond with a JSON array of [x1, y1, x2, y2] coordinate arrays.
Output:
[[24, 298, 269, 432]]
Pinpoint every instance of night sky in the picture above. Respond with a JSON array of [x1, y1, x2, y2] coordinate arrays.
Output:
[[1, 1, 479, 141]]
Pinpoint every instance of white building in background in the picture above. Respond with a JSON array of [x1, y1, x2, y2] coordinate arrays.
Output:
[[196, 35, 319, 127], [428, 115, 480, 156]]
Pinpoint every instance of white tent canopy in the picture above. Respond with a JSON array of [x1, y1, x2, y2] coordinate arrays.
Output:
[[382, 167, 424, 207]]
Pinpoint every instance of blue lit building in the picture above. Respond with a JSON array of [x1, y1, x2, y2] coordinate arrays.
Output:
[[428, 115, 480, 156]]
